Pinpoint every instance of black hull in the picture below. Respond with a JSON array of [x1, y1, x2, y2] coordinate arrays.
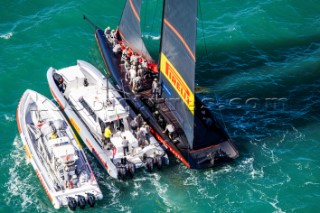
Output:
[[95, 28, 238, 169]]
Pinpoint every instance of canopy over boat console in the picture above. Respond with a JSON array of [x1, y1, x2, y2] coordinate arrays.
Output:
[[82, 89, 129, 123]]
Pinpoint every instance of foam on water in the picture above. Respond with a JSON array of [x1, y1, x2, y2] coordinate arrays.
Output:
[[0, 32, 13, 40], [142, 34, 160, 40], [3, 136, 53, 213], [4, 114, 15, 122]]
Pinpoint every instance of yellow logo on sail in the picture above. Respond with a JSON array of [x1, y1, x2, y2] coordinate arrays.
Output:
[[160, 53, 194, 114]]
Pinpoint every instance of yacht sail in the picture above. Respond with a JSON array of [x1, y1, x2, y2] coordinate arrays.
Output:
[[89, 0, 239, 169], [159, 0, 197, 148], [119, 0, 152, 61]]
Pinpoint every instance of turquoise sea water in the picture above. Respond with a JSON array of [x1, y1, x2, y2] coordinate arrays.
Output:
[[1, 0, 320, 212]]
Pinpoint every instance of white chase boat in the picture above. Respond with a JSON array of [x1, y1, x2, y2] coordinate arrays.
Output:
[[47, 60, 169, 180], [16, 89, 103, 210]]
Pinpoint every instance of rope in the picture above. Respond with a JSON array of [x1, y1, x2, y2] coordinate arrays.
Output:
[[198, 0, 231, 134], [146, 0, 159, 48]]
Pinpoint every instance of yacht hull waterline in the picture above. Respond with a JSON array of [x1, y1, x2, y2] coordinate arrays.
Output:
[[47, 60, 169, 180], [16, 89, 103, 210]]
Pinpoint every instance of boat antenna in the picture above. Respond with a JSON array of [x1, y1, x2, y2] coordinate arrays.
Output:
[[103, 69, 110, 104], [106, 74, 110, 102]]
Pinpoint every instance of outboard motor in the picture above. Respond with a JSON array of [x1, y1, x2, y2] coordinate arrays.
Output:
[[126, 163, 135, 178], [76, 195, 86, 209], [117, 167, 127, 180], [145, 157, 154, 172], [67, 197, 77, 211], [155, 155, 163, 169], [86, 193, 96, 207]]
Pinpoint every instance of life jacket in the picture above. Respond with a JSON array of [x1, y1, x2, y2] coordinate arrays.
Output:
[[104, 128, 112, 138], [148, 63, 159, 73]]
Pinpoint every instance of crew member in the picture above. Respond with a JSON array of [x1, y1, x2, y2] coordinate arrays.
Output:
[[53, 73, 66, 92], [132, 75, 142, 92], [122, 136, 129, 156], [163, 123, 175, 139], [152, 78, 160, 99], [104, 125, 112, 149], [135, 114, 143, 127]]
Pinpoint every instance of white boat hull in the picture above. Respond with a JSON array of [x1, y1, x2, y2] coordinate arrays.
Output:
[[16, 90, 103, 209], [47, 60, 169, 180]]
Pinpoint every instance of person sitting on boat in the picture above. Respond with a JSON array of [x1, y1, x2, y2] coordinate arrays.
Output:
[[104, 125, 112, 149], [132, 75, 142, 92], [153, 110, 159, 119], [53, 73, 66, 92], [122, 136, 129, 156], [153, 111, 165, 128], [163, 123, 175, 140], [113, 43, 122, 53], [152, 78, 160, 99], [51, 130, 57, 139]]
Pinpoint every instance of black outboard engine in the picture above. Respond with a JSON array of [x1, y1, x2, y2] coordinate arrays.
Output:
[[76, 195, 86, 209], [155, 155, 163, 169], [145, 157, 154, 172], [126, 163, 135, 178], [86, 193, 96, 207], [117, 166, 127, 180], [67, 197, 77, 211]]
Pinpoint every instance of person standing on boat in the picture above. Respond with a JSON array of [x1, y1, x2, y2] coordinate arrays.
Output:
[[129, 65, 137, 86], [136, 127, 146, 147], [122, 136, 129, 156], [132, 75, 142, 92], [152, 78, 160, 99], [137, 65, 144, 78], [104, 125, 112, 149], [135, 114, 143, 128], [140, 122, 150, 137]]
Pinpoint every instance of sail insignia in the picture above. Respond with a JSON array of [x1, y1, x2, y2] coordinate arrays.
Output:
[[160, 53, 194, 114], [159, 0, 197, 147]]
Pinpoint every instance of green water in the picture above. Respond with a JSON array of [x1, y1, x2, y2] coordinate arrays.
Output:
[[1, 0, 320, 212]]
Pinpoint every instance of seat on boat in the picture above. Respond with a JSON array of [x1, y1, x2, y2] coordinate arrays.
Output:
[[53, 119, 65, 130], [41, 123, 55, 139]]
